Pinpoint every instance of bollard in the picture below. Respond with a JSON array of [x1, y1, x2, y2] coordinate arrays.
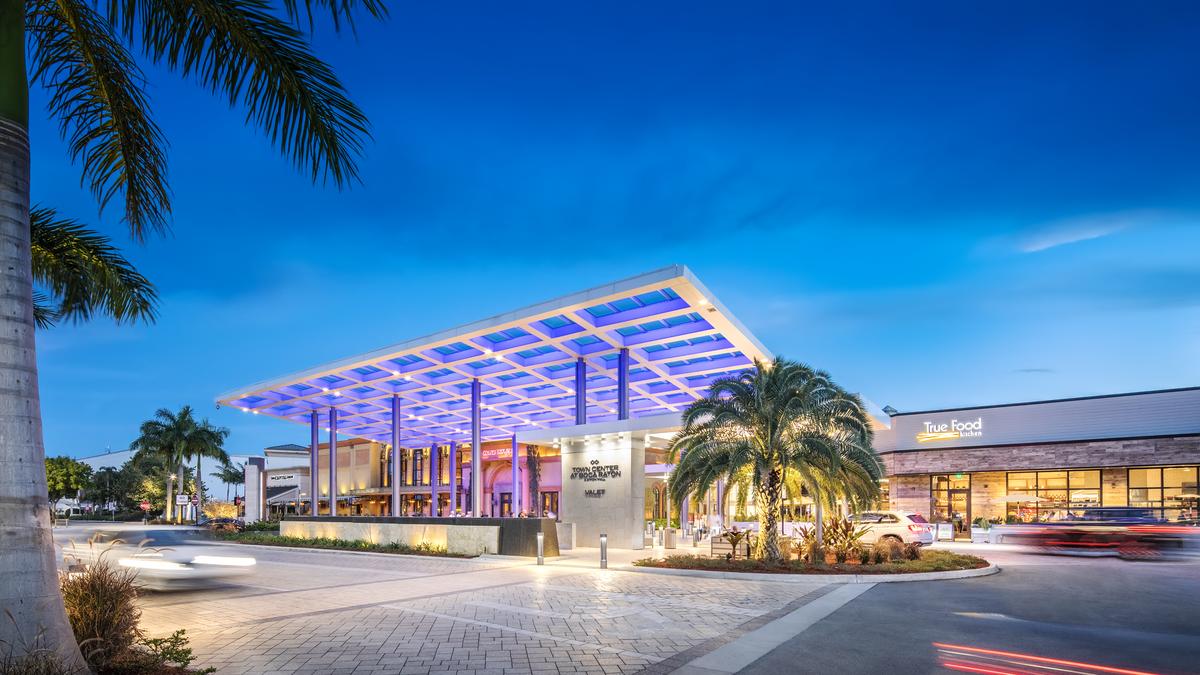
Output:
[[536, 531, 544, 565], [600, 533, 608, 569]]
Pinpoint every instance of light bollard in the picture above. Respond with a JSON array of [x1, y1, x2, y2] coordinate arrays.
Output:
[[600, 532, 608, 569], [536, 530, 544, 565]]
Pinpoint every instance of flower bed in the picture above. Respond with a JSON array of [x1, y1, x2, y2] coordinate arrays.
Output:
[[633, 549, 987, 574], [214, 532, 474, 557]]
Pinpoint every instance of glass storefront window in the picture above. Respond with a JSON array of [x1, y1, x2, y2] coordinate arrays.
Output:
[[1126, 467, 1199, 521], [1006, 469, 1100, 522], [1129, 468, 1160, 488]]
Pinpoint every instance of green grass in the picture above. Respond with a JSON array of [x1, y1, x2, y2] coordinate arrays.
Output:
[[633, 549, 988, 574], [214, 532, 473, 558]]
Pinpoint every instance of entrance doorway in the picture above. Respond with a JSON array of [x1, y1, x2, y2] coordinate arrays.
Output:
[[931, 474, 971, 540], [499, 492, 512, 517]]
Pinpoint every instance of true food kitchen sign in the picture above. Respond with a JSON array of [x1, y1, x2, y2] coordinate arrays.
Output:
[[916, 417, 984, 444]]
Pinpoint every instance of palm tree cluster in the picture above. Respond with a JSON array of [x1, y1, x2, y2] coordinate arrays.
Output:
[[0, 1, 382, 666], [667, 357, 883, 562], [129, 406, 230, 522]]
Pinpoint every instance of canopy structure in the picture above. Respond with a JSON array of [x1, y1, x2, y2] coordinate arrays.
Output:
[[218, 265, 771, 447]]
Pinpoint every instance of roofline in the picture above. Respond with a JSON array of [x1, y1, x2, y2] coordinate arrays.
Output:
[[217, 264, 771, 403], [887, 385, 1200, 418]]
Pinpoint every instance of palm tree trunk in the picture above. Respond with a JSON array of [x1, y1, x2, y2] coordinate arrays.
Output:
[[165, 473, 174, 521], [196, 455, 202, 522], [0, 9, 85, 665], [754, 468, 784, 561], [176, 460, 184, 523]]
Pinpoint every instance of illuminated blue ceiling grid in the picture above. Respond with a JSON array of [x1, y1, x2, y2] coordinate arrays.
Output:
[[219, 265, 771, 447]]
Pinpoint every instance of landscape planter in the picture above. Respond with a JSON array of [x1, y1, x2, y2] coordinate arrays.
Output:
[[970, 527, 990, 543]]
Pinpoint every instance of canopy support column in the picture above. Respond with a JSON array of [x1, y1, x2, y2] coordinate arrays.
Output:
[[448, 441, 458, 516], [511, 434, 520, 516], [391, 395, 401, 517], [575, 357, 587, 425], [430, 442, 439, 516], [617, 347, 630, 420], [470, 378, 482, 516], [328, 407, 338, 517], [309, 412, 319, 516]]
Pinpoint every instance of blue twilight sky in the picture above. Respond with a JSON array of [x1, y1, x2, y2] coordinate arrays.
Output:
[[28, 1, 1200, 459]]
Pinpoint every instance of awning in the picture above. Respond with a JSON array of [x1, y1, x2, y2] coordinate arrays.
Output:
[[265, 485, 300, 504], [219, 265, 770, 446]]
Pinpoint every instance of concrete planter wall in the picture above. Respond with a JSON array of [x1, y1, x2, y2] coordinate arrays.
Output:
[[282, 516, 559, 557]]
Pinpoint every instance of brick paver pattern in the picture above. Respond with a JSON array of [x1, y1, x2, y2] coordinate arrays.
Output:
[[137, 545, 830, 675]]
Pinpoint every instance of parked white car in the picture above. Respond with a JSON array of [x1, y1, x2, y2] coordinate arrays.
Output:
[[848, 511, 934, 546]]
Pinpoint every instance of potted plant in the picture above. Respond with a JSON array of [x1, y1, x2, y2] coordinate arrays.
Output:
[[970, 516, 990, 543]]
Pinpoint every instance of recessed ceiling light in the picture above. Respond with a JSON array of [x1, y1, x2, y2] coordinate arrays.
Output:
[[322, 387, 329, 393]]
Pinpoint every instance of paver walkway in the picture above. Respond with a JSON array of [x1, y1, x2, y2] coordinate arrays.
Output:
[[137, 544, 832, 675]]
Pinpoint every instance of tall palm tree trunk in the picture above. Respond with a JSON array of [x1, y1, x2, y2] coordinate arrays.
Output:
[[754, 467, 784, 561], [196, 455, 203, 522], [176, 460, 184, 523], [165, 473, 174, 521], [0, 9, 85, 667]]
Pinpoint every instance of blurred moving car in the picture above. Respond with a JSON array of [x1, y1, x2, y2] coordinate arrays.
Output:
[[848, 511, 934, 546], [63, 529, 255, 590], [1004, 508, 1193, 560]]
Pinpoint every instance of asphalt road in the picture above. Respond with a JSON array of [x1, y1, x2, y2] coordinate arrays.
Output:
[[743, 551, 1200, 675]]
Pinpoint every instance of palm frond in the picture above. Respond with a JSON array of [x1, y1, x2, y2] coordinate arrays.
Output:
[[109, 0, 370, 188], [30, 205, 158, 328], [27, 0, 170, 240], [280, 0, 388, 32]]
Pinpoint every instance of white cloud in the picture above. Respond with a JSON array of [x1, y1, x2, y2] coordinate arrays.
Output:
[[1016, 211, 1143, 253]]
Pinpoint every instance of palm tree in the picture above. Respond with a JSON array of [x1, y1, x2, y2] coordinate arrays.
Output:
[[213, 459, 246, 501], [667, 357, 882, 563], [0, 1, 381, 664], [32, 206, 156, 328], [186, 419, 231, 519], [130, 407, 229, 523]]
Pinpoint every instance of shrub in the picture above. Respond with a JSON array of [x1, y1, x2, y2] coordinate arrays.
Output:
[[202, 501, 238, 520], [824, 517, 868, 564], [59, 555, 141, 671], [242, 519, 281, 532], [788, 525, 820, 564], [971, 517, 990, 530], [903, 542, 922, 561], [871, 538, 903, 564], [857, 547, 871, 565]]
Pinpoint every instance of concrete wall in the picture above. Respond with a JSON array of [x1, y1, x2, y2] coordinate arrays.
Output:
[[888, 475, 928, 514], [559, 433, 645, 550], [281, 519, 499, 556]]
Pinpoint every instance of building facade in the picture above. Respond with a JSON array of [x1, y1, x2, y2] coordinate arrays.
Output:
[[875, 387, 1200, 531]]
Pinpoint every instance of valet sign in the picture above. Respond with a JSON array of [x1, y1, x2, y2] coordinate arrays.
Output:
[[916, 417, 984, 444]]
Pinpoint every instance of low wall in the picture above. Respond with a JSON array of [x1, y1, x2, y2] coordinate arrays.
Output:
[[281, 516, 559, 557]]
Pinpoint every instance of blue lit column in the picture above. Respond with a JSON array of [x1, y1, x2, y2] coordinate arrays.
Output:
[[391, 395, 401, 517], [617, 348, 630, 420], [470, 378, 482, 516], [448, 441, 458, 516], [328, 407, 338, 517], [510, 434, 519, 516], [309, 411, 319, 516], [430, 442, 439, 516], [574, 357, 587, 425]]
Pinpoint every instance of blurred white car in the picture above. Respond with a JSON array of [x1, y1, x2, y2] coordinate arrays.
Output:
[[63, 529, 255, 590], [848, 511, 934, 546]]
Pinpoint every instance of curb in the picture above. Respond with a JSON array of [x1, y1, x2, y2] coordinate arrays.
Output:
[[207, 540, 490, 563], [616, 562, 1000, 583]]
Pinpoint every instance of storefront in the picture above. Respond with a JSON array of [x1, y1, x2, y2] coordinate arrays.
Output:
[[877, 387, 1200, 537]]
